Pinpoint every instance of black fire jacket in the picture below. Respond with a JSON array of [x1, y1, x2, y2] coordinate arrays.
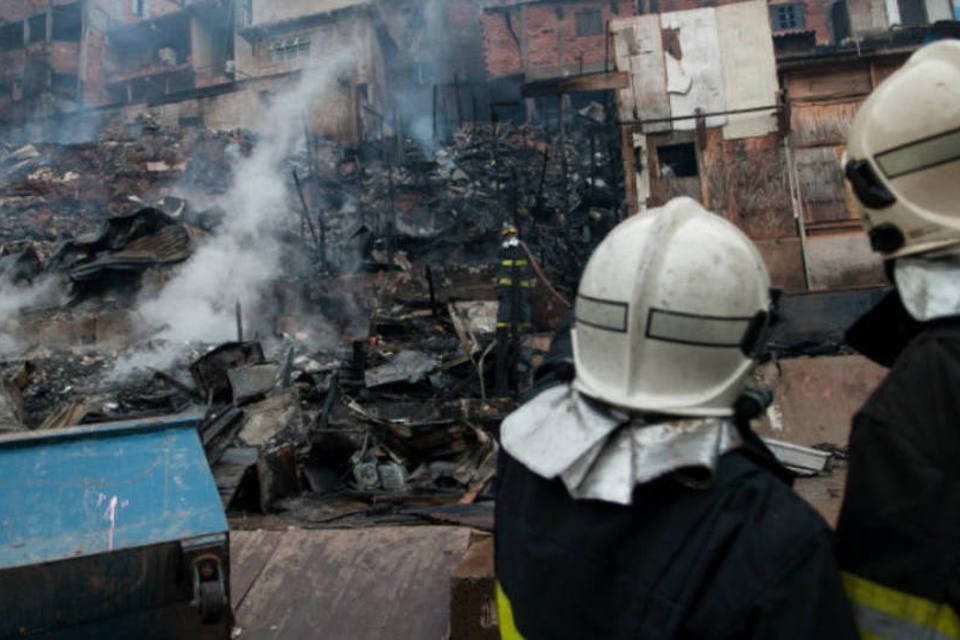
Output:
[[495, 324, 858, 640], [836, 291, 960, 638]]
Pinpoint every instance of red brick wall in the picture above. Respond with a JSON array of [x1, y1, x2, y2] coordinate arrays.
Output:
[[0, 0, 49, 21], [481, 0, 637, 79], [770, 0, 831, 44], [82, 29, 110, 106]]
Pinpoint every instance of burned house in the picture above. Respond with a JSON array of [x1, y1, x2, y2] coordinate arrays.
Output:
[[0, 0, 85, 120], [609, 0, 959, 292]]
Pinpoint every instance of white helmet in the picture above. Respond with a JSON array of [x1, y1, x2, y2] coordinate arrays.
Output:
[[571, 197, 772, 417], [844, 40, 960, 259]]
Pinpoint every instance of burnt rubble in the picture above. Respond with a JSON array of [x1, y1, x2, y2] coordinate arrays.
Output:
[[0, 118, 620, 523]]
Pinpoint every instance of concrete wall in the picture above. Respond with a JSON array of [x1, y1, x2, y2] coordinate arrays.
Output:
[[806, 232, 886, 290], [754, 354, 888, 446]]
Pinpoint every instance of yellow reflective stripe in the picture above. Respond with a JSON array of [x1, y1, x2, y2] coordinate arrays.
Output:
[[843, 572, 960, 640], [498, 278, 532, 287], [495, 322, 533, 329], [496, 581, 526, 640], [501, 259, 529, 267]]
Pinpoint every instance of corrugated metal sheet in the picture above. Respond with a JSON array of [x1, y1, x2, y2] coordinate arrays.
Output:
[[716, 1, 778, 140], [662, 8, 726, 130]]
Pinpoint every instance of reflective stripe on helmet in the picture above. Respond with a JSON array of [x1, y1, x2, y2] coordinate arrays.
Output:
[[576, 294, 628, 332], [843, 572, 960, 640], [875, 127, 960, 179], [645, 308, 753, 348]]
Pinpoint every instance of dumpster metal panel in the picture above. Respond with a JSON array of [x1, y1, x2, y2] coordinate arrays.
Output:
[[0, 413, 226, 569], [0, 413, 231, 639]]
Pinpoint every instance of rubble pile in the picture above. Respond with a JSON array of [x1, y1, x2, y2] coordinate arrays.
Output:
[[0, 120, 252, 244], [0, 114, 623, 521], [0, 297, 527, 522]]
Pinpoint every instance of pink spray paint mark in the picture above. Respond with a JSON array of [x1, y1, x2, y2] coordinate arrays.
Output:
[[103, 495, 119, 551]]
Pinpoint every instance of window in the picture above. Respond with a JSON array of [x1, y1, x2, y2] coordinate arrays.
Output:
[[769, 3, 806, 30], [657, 143, 698, 178], [270, 38, 310, 62], [242, 0, 253, 25], [0, 23, 24, 51], [27, 14, 46, 44], [575, 9, 604, 36], [52, 3, 83, 41], [132, 0, 148, 18], [51, 73, 78, 99]]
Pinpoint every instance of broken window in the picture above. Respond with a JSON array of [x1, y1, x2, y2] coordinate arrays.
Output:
[[769, 3, 806, 30], [52, 3, 83, 42], [575, 9, 604, 36], [896, 0, 927, 23], [27, 14, 46, 44], [0, 23, 24, 51], [657, 143, 698, 178], [51, 73, 78, 99], [132, 0, 148, 19], [270, 38, 310, 62]]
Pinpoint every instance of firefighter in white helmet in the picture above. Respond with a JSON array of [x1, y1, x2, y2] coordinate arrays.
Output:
[[494, 197, 857, 639], [836, 39, 960, 639]]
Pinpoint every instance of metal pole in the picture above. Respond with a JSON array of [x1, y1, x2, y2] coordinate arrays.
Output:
[[784, 135, 812, 290]]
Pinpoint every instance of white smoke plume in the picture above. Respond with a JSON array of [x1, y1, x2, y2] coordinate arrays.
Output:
[[0, 275, 68, 355], [111, 54, 353, 376]]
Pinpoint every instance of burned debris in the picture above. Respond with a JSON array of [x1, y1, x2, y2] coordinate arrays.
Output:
[[0, 106, 624, 523]]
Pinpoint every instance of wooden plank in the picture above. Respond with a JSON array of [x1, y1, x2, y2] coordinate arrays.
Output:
[[795, 145, 852, 224], [715, 1, 778, 140], [785, 67, 872, 99], [610, 18, 635, 119], [790, 101, 863, 148], [560, 71, 628, 93], [230, 529, 284, 608], [612, 15, 670, 131], [662, 8, 726, 130], [235, 526, 472, 639]]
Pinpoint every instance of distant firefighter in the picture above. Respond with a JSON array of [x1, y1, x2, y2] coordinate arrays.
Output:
[[495, 223, 531, 395], [836, 40, 960, 639], [495, 198, 857, 639]]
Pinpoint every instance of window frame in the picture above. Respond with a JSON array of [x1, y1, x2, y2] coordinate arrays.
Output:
[[574, 9, 604, 37], [769, 2, 806, 30], [270, 37, 310, 63]]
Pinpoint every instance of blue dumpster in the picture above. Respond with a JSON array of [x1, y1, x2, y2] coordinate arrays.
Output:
[[0, 413, 231, 639]]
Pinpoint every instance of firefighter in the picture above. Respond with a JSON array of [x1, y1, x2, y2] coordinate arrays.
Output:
[[836, 40, 960, 638], [495, 197, 857, 639], [495, 223, 532, 395]]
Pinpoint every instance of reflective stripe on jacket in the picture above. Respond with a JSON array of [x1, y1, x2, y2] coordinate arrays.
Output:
[[844, 573, 960, 640]]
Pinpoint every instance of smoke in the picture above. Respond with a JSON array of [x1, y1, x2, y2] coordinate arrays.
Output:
[[0, 275, 68, 355], [109, 53, 353, 377], [392, 0, 461, 149]]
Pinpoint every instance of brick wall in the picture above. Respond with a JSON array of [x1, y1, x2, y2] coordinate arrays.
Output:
[[481, 0, 637, 79], [90, 0, 184, 25], [770, 0, 831, 43]]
